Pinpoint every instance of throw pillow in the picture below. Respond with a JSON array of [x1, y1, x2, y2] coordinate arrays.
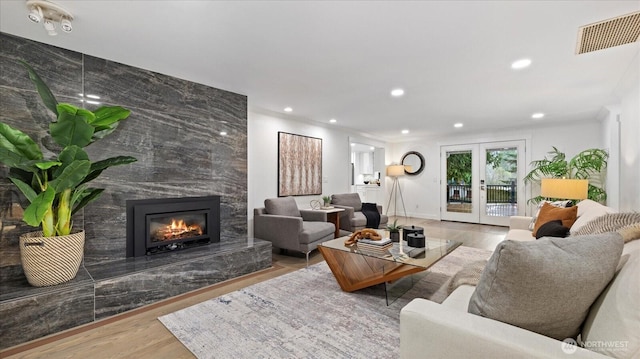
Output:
[[468, 233, 623, 341], [570, 199, 616, 234], [573, 212, 640, 237], [528, 200, 572, 231], [535, 219, 570, 239], [618, 223, 640, 243], [532, 202, 578, 237]]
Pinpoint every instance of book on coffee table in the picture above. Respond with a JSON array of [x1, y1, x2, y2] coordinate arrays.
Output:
[[358, 237, 392, 246]]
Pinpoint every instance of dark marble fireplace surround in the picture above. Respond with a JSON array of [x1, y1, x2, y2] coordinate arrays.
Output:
[[0, 33, 271, 349]]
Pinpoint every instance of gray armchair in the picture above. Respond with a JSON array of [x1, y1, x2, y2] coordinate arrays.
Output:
[[331, 193, 388, 232], [253, 197, 335, 263]]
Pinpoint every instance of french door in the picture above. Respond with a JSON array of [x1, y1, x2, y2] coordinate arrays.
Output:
[[440, 140, 526, 226]]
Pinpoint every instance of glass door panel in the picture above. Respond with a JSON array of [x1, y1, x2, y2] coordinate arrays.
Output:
[[441, 145, 479, 223], [479, 141, 525, 226]]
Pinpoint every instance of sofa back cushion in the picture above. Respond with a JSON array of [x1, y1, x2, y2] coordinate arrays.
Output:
[[331, 193, 362, 211], [468, 233, 623, 341], [581, 241, 640, 358], [264, 197, 301, 217]]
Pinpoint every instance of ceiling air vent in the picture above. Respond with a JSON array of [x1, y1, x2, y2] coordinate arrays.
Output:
[[576, 11, 640, 54]]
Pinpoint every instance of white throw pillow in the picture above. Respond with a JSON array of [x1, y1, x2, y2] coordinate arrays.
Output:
[[570, 199, 617, 234]]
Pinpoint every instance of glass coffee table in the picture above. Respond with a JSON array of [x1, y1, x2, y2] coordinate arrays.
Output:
[[318, 234, 462, 304]]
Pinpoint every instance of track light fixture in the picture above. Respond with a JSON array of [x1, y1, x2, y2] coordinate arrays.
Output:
[[25, 0, 73, 36], [27, 6, 42, 23]]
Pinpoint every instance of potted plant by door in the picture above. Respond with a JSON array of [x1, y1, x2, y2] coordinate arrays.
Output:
[[0, 61, 137, 287], [524, 146, 608, 204], [386, 219, 402, 242]]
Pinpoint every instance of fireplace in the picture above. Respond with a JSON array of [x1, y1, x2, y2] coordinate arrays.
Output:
[[126, 196, 221, 257]]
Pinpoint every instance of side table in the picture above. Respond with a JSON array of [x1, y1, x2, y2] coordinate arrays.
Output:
[[313, 207, 345, 238]]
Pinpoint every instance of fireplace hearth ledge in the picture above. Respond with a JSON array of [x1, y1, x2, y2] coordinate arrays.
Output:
[[0, 237, 272, 350]]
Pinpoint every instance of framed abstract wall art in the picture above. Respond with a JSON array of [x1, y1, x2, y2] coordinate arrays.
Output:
[[278, 132, 322, 196]]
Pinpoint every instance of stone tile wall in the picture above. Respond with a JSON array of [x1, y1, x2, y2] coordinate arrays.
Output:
[[0, 32, 248, 266], [0, 32, 262, 350]]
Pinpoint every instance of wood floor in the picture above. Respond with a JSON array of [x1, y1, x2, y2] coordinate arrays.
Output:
[[1, 218, 506, 359]]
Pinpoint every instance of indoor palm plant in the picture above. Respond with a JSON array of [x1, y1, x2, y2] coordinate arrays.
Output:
[[0, 61, 136, 286], [524, 146, 608, 204]]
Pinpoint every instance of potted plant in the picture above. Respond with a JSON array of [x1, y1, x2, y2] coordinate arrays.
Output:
[[0, 61, 137, 287], [386, 219, 402, 242], [322, 195, 331, 208], [524, 146, 608, 204]]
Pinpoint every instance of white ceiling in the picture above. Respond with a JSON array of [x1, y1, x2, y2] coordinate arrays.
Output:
[[1, 1, 639, 142]]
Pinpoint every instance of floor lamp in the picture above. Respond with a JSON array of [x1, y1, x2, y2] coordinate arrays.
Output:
[[386, 164, 408, 218]]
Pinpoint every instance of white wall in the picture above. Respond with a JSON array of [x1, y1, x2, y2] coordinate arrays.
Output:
[[247, 108, 385, 235], [388, 120, 603, 220], [616, 52, 640, 211]]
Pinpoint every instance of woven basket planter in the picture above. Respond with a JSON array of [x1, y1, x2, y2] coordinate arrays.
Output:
[[19, 230, 85, 287]]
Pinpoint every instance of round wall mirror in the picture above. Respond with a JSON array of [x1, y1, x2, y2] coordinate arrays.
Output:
[[401, 151, 425, 175]]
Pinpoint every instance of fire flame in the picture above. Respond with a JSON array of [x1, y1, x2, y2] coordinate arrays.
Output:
[[155, 218, 203, 241]]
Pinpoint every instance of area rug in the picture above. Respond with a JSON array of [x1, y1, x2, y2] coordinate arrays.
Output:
[[159, 246, 492, 359]]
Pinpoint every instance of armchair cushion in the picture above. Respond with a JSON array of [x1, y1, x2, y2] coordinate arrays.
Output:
[[331, 193, 362, 211], [265, 197, 301, 217], [300, 221, 335, 244], [468, 233, 624, 341]]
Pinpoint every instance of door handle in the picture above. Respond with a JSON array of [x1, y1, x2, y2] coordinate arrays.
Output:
[[480, 185, 485, 190]]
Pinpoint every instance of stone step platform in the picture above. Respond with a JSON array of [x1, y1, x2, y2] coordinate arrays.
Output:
[[0, 238, 271, 349]]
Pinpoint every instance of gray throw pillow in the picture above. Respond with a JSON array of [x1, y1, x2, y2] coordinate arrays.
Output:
[[264, 197, 301, 217], [468, 233, 623, 340]]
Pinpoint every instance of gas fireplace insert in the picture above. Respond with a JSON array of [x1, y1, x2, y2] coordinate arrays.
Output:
[[126, 196, 221, 257]]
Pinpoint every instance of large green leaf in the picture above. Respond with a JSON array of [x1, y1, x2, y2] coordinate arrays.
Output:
[[0, 122, 43, 162], [50, 104, 95, 147], [9, 177, 37, 203], [23, 186, 55, 227], [90, 156, 137, 172], [82, 156, 137, 185], [49, 160, 91, 192], [71, 187, 104, 215], [0, 148, 29, 168], [54, 145, 89, 178], [19, 61, 58, 116], [90, 106, 131, 128], [34, 160, 62, 170]]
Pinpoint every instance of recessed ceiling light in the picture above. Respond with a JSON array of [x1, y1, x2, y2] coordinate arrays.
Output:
[[401, 129, 409, 134], [350, 143, 355, 147], [454, 123, 463, 128], [329, 118, 337, 123], [531, 113, 545, 119], [220, 131, 228, 136], [511, 58, 532, 69], [391, 88, 405, 97], [284, 107, 292, 112], [369, 146, 375, 151]]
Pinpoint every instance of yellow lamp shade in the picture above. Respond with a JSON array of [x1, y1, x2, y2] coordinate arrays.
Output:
[[540, 178, 588, 200]]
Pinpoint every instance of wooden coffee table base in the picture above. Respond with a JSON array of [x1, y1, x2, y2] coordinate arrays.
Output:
[[318, 245, 426, 292]]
